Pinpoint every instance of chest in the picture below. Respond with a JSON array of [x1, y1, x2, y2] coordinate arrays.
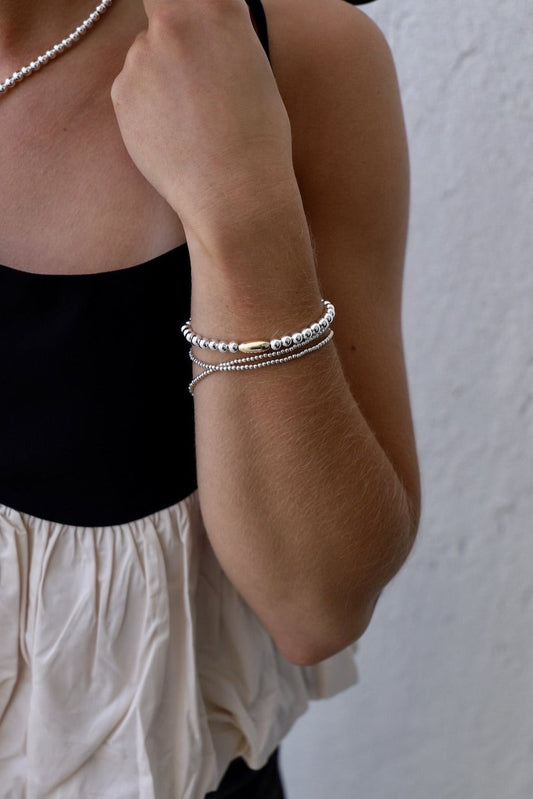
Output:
[[0, 82, 186, 275]]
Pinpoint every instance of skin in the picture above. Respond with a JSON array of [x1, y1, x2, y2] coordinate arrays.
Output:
[[0, 0, 421, 665]]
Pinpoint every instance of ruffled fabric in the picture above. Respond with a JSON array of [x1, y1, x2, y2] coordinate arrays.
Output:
[[0, 492, 358, 799]]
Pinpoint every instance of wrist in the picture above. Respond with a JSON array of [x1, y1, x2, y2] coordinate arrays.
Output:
[[182, 173, 310, 265], [185, 183, 324, 351]]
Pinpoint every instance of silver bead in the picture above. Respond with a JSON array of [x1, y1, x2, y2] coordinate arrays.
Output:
[[217, 342, 229, 353], [209, 341, 218, 351], [228, 342, 239, 353], [319, 318, 328, 330], [281, 336, 293, 347], [0, 1, 116, 98], [302, 328, 313, 340], [271, 339, 282, 351], [291, 332, 303, 345], [191, 335, 199, 347], [325, 312, 333, 324], [311, 323, 320, 335], [199, 339, 209, 349]]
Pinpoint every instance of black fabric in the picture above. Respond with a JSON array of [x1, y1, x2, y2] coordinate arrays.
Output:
[[245, 0, 270, 60], [205, 749, 285, 799], [0, 2, 274, 528], [0, 0, 369, 527], [0, 249, 196, 527]]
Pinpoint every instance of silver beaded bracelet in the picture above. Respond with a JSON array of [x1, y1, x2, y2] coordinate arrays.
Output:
[[180, 299, 335, 355], [188, 329, 334, 395]]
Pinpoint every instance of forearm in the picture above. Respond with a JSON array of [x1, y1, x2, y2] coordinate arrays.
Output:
[[184, 184, 416, 666], [110, 0, 419, 667]]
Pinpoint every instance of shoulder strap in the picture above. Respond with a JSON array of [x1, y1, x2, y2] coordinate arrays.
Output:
[[245, 0, 270, 62]]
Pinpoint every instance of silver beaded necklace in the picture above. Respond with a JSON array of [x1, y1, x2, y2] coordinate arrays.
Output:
[[0, 0, 114, 96]]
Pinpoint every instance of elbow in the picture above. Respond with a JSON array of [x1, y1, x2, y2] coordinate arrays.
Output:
[[274, 502, 420, 668], [274, 593, 380, 667]]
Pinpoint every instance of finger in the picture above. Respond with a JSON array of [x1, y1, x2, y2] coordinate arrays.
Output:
[[142, 0, 251, 23]]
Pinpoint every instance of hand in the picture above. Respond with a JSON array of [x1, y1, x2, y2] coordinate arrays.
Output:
[[111, 0, 296, 242]]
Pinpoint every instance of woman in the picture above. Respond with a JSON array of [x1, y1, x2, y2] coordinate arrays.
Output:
[[0, 0, 420, 796]]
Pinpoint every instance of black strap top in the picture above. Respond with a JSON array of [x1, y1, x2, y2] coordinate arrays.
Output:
[[0, 0, 375, 527], [0, 249, 195, 527]]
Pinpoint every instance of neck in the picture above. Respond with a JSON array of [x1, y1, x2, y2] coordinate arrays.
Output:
[[0, 1, 103, 52]]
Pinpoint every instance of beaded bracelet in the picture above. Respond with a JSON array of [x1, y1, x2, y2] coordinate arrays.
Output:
[[180, 299, 335, 355], [188, 329, 334, 395]]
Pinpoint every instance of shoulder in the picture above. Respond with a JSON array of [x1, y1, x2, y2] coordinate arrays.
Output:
[[260, 0, 402, 133], [261, 0, 410, 274], [261, 0, 394, 76]]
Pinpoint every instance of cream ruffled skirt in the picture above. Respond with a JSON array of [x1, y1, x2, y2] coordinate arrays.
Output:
[[0, 491, 358, 798]]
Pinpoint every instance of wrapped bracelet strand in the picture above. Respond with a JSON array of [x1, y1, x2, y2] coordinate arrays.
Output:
[[188, 329, 334, 395], [181, 299, 335, 355]]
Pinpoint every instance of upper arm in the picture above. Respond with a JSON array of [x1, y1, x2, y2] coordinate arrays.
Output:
[[263, 0, 420, 520]]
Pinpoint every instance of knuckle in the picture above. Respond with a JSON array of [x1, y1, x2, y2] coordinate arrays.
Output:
[[148, 0, 244, 36], [121, 33, 151, 75], [149, 4, 189, 37], [209, 0, 247, 22], [110, 34, 149, 104], [110, 71, 125, 104]]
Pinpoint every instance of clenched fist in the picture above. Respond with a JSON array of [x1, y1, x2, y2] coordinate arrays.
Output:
[[111, 0, 296, 245]]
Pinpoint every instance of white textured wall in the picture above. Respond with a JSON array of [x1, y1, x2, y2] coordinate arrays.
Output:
[[281, 1, 533, 797]]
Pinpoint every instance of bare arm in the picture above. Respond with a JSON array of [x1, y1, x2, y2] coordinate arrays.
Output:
[[112, 0, 420, 667], [188, 0, 420, 665]]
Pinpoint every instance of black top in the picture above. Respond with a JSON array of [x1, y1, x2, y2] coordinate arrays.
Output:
[[0, 248, 195, 527], [0, 0, 375, 528]]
